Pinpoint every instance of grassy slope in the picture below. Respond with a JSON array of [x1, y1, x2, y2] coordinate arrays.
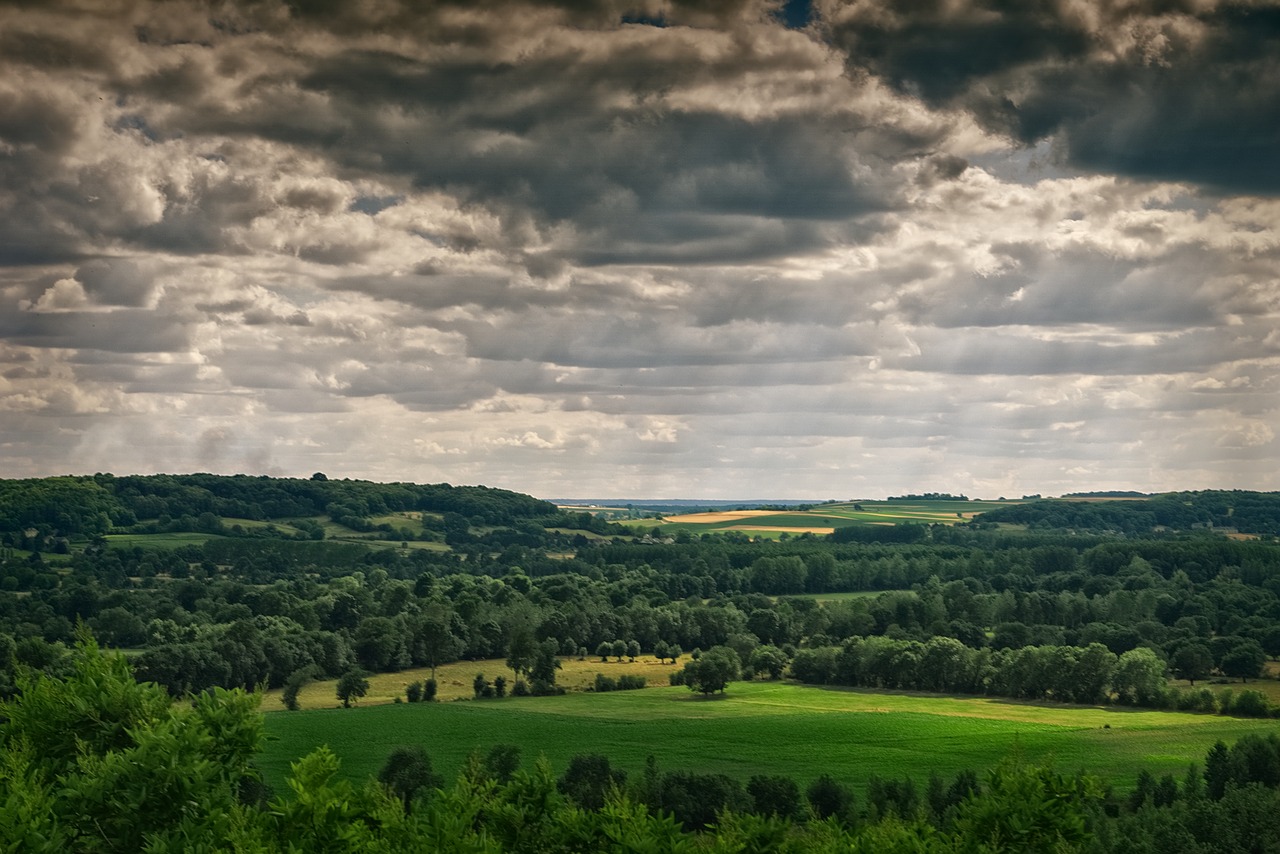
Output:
[[258, 680, 1273, 795]]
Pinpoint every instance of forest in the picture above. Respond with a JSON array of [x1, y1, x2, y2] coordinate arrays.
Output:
[[2, 474, 1280, 851]]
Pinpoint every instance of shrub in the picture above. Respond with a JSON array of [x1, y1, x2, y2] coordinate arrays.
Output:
[[1231, 689, 1270, 718]]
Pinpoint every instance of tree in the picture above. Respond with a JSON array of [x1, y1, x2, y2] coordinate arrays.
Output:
[[377, 745, 441, 813], [949, 759, 1101, 853], [807, 773, 856, 823], [748, 644, 788, 680], [558, 753, 627, 810], [1171, 643, 1214, 687], [626, 639, 641, 662], [337, 669, 369, 708], [1112, 647, 1167, 706], [680, 645, 741, 695], [530, 638, 562, 693], [505, 616, 539, 681], [0, 635, 263, 851], [413, 604, 460, 681], [1221, 640, 1266, 683], [282, 665, 318, 711], [747, 774, 804, 821]]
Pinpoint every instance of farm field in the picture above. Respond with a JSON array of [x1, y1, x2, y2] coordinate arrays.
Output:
[[103, 531, 224, 549], [257, 680, 1274, 796], [635, 499, 1025, 535]]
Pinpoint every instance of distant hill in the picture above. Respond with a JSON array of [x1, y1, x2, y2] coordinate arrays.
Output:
[[0, 473, 556, 540], [974, 490, 1280, 536]]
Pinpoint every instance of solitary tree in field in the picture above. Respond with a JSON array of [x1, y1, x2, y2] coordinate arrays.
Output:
[[336, 669, 369, 708], [681, 645, 741, 695]]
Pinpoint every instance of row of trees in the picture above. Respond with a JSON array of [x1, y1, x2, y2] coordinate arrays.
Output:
[[791, 637, 1277, 715]]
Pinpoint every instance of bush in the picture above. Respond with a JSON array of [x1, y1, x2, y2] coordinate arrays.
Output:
[[594, 673, 616, 692], [1231, 689, 1271, 718], [405, 681, 423, 703]]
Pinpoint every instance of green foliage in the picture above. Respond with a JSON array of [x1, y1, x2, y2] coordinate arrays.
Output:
[[949, 758, 1100, 853], [679, 644, 741, 695], [336, 669, 369, 708], [283, 665, 318, 711], [378, 745, 443, 812], [807, 773, 856, 824], [0, 636, 263, 853], [557, 753, 627, 811]]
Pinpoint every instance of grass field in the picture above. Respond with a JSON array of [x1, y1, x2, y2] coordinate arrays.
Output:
[[257, 680, 1274, 797]]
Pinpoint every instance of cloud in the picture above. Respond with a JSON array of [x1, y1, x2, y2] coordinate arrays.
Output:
[[824, 0, 1280, 194], [0, 0, 1274, 497]]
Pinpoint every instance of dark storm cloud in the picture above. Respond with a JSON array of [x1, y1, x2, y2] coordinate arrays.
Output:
[[116, 9, 907, 263], [827, 0, 1280, 194], [0, 309, 193, 353]]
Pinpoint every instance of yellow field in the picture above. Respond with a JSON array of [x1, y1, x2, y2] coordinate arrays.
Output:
[[730, 525, 836, 534], [262, 654, 685, 711], [662, 510, 780, 524]]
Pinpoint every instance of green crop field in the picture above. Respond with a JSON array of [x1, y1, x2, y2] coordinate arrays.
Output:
[[104, 532, 223, 549], [258, 681, 1272, 796]]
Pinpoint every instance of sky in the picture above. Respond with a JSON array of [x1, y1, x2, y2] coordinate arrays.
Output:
[[1, 0, 1278, 500]]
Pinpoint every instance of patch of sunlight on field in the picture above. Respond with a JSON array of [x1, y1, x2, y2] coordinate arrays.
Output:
[[261, 654, 686, 711]]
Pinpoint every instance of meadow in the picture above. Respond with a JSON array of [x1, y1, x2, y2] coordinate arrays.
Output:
[[257, 679, 1275, 796]]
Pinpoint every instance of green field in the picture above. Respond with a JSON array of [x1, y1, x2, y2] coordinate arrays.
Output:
[[258, 681, 1272, 795], [104, 532, 223, 549]]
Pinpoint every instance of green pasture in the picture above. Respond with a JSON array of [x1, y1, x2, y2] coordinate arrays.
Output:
[[225, 518, 306, 537], [104, 532, 223, 549], [258, 681, 1271, 796]]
